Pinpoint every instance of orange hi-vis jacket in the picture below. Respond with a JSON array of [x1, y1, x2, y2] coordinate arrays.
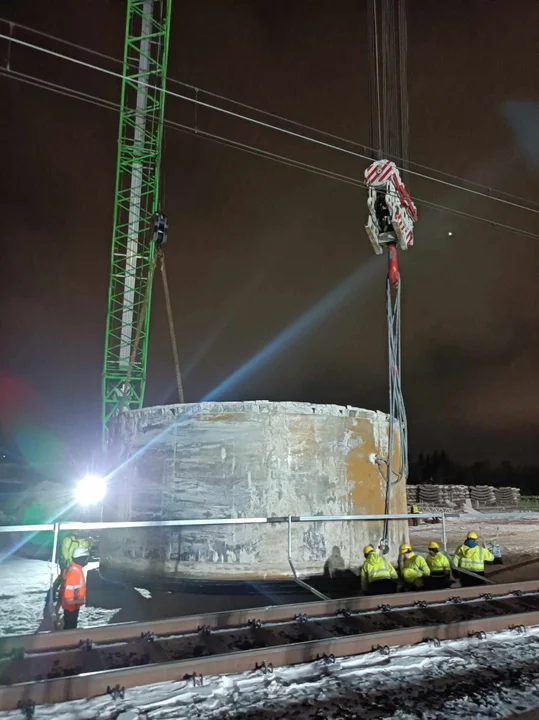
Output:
[[61, 561, 87, 611]]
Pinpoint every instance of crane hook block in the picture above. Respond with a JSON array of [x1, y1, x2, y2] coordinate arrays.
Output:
[[153, 211, 169, 248], [364, 160, 418, 255]]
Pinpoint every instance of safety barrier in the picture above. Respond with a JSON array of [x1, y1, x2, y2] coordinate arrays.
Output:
[[1, 511, 539, 601]]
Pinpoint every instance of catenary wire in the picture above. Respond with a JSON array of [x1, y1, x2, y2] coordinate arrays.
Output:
[[2, 66, 539, 242], [1, 25, 539, 217], [3, 15, 536, 211]]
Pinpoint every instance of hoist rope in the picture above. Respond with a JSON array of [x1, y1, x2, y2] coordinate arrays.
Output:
[[119, 253, 159, 411], [158, 251, 185, 404], [118, 248, 184, 411]]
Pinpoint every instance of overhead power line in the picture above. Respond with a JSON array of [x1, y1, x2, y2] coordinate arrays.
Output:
[[3, 16, 537, 212], [1, 24, 539, 218], [3, 66, 539, 244]]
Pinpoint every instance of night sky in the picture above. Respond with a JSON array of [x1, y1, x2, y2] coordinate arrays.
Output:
[[1, 0, 539, 471]]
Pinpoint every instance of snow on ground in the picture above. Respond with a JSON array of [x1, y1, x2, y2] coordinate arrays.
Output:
[[2, 628, 539, 719], [411, 516, 539, 562], [0, 558, 119, 636]]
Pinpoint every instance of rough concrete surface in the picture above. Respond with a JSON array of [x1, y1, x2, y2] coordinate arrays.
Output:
[[101, 401, 408, 585]]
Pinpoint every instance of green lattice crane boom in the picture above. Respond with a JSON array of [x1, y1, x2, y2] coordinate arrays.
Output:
[[102, 0, 172, 444]]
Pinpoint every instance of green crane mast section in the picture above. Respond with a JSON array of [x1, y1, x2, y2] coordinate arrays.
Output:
[[102, 0, 172, 444]]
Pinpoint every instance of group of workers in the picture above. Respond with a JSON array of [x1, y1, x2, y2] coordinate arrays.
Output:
[[360, 531, 495, 595], [45, 533, 93, 630], [44, 530, 495, 631]]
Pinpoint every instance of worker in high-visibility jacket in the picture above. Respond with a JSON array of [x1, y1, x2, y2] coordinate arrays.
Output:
[[453, 531, 495, 587], [424, 541, 452, 590], [360, 545, 398, 595], [61, 545, 89, 629], [59, 533, 93, 572], [399, 543, 430, 589], [410, 503, 420, 527]]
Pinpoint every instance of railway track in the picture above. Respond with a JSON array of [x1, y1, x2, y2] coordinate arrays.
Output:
[[1, 579, 539, 711]]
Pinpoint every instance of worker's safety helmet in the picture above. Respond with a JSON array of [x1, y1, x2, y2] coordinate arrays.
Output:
[[363, 544, 375, 556], [399, 543, 412, 554], [467, 531, 478, 540], [73, 546, 89, 559], [428, 541, 439, 550]]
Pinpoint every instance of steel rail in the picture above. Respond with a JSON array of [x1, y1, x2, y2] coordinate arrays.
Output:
[[1, 608, 539, 710], [1, 580, 538, 657]]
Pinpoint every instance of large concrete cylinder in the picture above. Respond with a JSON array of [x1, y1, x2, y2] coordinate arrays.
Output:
[[100, 401, 408, 588]]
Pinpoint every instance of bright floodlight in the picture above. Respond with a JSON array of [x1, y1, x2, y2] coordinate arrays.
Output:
[[74, 474, 107, 506]]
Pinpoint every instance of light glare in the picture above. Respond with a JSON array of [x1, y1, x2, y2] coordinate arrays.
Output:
[[74, 474, 107, 506]]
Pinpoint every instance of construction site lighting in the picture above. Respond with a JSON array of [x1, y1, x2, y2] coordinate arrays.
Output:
[[74, 474, 107, 506]]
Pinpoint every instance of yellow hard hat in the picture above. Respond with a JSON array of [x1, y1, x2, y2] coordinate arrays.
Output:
[[428, 541, 439, 550], [467, 531, 478, 540], [363, 545, 375, 556], [400, 543, 412, 554]]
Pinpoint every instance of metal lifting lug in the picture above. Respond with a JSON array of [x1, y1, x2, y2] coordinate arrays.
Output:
[[17, 701, 35, 720], [512, 590, 523, 597], [448, 596, 462, 604], [153, 211, 168, 248], [248, 619, 262, 629], [468, 631, 487, 640], [294, 613, 309, 624], [480, 593, 493, 601], [414, 600, 428, 608], [255, 661, 274, 675], [10, 647, 25, 660], [106, 684, 125, 700], [140, 631, 155, 643], [378, 604, 392, 613], [425, 637, 441, 647], [372, 644, 391, 656], [197, 625, 211, 635], [337, 608, 352, 618], [78, 639, 94, 651]]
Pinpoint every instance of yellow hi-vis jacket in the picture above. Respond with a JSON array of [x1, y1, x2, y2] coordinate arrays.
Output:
[[401, 552, 430, 587], [453, 544, 494, 573], [426, 550, 451, 576], [61, 536, 91, 566], [360, 553, 398, 591]]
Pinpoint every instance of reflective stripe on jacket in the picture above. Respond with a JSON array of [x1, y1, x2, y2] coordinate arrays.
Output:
[[453, 544, 494, 572], [401, 552, 430, 586], [360, 553, 398, 590], [61, 562, 86, 610], [426, 550, 451, 575]]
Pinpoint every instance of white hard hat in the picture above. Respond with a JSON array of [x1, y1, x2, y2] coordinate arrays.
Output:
[[73, 546, 89, 559]]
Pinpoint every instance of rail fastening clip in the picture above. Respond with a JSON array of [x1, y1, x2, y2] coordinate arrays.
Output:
[[107, 684, 125, 700], [255, 661, 274, 675], [17, 701, 35, 720]]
